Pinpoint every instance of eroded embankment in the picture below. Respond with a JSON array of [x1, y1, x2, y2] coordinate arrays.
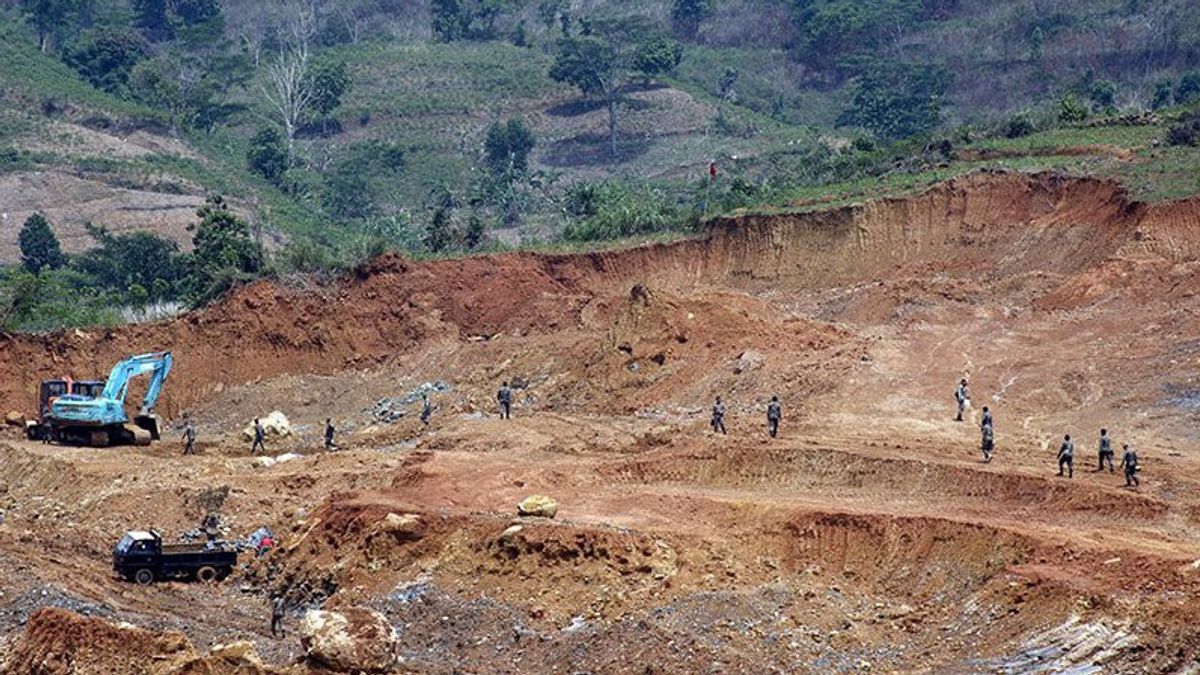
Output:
[[0, 170, 1191, 417]]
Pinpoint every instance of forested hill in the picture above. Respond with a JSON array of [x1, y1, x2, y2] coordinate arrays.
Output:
[[1, 0, 1199, 331]]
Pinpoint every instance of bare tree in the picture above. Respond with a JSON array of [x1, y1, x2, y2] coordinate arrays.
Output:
[[260, 2, 317, 160]]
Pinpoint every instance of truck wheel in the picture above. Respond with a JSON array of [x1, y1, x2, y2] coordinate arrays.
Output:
[[196, 566, 218, 583], [134, 568, 154, 585]]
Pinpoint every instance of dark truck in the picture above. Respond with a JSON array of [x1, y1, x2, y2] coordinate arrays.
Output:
[[113, 530, 237, 584]]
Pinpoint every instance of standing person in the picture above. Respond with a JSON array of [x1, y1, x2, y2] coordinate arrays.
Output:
[[766, 396, 782, 438], [980, 406, 993, 430], [711, 397, 727, 435], [1096, 429, 1114, 473], [270, 595, 286, 638], [954, 378, 970, 422], [420, 393, 433, 425], [324, 418, 336, 451], [1120, 443, 1139, 488], [981, 422, 994, 463], [497, 382, 513, 420], [1057, 434, 1075, 478], [181, 418, 196, 456], [251, 418, 266, 454]]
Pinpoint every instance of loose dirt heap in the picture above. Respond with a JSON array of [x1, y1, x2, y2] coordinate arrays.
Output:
[[2, 170, 1200, 673], [0, 607, 292, 674]]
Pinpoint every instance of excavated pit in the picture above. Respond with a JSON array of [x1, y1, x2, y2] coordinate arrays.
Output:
[[3, 170, 1200, 673]]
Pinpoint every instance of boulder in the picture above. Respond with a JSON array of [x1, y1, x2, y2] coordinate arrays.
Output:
[[499, 524, 523, 544], [208, 640, 266, 667], [299, 607, 399, 673], [241, 411, 292, 441], [376, 512, 422, 540], [4, 411, 24, 427], [251, 456, 277, 469], [517, 495, 558, 519], [733, 350, 765, 374]]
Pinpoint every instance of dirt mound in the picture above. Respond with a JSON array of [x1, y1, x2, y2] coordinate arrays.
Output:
[[0, 607, 292, 674]]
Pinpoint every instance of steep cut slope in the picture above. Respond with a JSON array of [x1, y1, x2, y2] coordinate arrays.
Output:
[[0, 170, 1189, 418]]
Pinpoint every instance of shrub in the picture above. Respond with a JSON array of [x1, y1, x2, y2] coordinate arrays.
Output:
[[1167, 112, 1200, 147], [1003, 112, 1036, 139], [1058, 93, 1088, 123]]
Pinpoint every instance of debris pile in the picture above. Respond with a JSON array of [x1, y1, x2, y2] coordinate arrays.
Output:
[[370, 381, 451, 423]]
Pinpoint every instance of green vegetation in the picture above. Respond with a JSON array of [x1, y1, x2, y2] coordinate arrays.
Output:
[[0, 0, 1199, 332], [18, 212, 66, 274]]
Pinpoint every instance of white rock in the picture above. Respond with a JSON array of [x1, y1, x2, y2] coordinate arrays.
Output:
[[299, 607, 398, 673]]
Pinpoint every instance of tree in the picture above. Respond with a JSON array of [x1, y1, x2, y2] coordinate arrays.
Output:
[[306, 59, 350, 123], [129, 56, 186, 128], [74, 225, 186, 303], [1178, 72, 1200, 106], [1058, 93, 1088, 123], [671, 0, 715, 40], [1089, 79, 1116, 111], [187, 195, 262, 302], [431, 0, 469, 41], [431, 0, 515, 41], [632, 35, 683, 83], [550, 19, 655, 158], [1152, 80, 1174, 110], [838, 62, 950, 140], [463, 212, 486, 249], [321, 141, 406, 221], [424, 207, 456, 253], [260, 4, 317, 160], [20, 0, 81, 53], [133, 0, 223, 42], [792, 0, 924, 74], [64, 28, 149, 95], [484, 118, 536, 175], [537, 0, 567, 31], [246, 127, 288, 184], [19, 213, 66, 274], [132, 0, 172, 41]]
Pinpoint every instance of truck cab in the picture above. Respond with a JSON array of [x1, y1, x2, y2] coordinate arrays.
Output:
[[113, 530, 237, 585]]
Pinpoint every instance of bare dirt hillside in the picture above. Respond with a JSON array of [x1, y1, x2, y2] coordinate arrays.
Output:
[[1, 169, 1200, 673]]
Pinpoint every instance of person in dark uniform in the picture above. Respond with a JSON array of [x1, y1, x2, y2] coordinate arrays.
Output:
[[711, 397, 727, 435], [420, 394, 433, 425], [497, 382, 513, 420], [954, 378, 969, 421], [324, 418, 336, 451], [1120, 444, 1139, 488], [181, 419, 196, 455], [766, 396, 782, 438], [981, 423, 994, 463], [1057, 434, 1074, 478], [252, 418, 266, 454], [270, 595, 286, 638], [1096, 428, 1114, 472]]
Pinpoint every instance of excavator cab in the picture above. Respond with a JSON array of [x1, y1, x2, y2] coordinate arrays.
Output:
[[37, 380, 70, 421], [72, 380, 106, 399]]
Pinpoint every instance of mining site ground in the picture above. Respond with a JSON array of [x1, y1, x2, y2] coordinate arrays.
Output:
[[2, 171, 1200, 673]]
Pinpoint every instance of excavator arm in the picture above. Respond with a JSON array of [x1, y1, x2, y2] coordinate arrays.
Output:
[[101, 351, 174, 415]]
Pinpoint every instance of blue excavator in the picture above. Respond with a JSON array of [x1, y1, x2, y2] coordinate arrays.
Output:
[[28, 351, 174, 447]]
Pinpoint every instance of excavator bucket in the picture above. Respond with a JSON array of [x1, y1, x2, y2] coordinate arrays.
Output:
[[122, 424, 152, 446], [133, 414, 161, 441]]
